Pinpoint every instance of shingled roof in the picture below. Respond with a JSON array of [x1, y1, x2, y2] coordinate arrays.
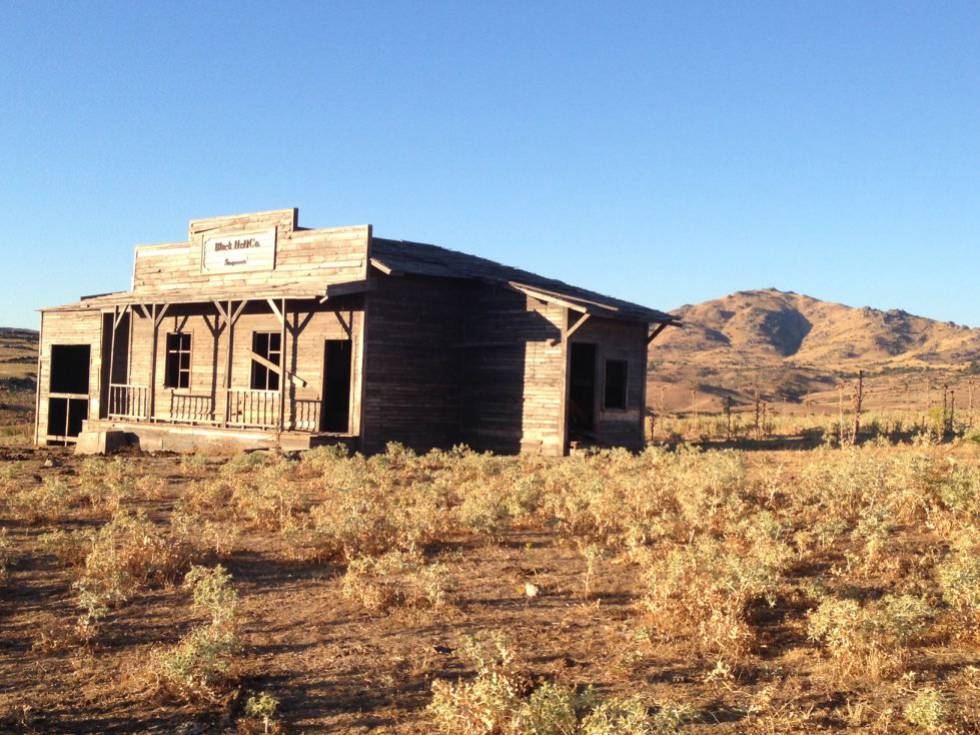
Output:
[[371, 238, 678, 325]]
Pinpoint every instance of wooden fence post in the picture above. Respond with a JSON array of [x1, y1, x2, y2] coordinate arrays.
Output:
[[852, 370, 864, 444]]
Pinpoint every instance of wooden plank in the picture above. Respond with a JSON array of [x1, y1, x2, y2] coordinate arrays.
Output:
[[247, 351, 309, 387]]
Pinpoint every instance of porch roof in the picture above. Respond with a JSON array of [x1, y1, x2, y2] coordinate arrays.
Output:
[[42, 280, 368, 313]]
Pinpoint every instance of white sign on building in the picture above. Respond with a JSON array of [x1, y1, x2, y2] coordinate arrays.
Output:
[[201, 228, 277, 274]]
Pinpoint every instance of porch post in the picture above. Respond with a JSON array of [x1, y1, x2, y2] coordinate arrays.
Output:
[[147, 303, 170, 420], [107, 305, 118, 419], [149, 304, 158, 420], [224, 300, 233, 426], [278, 298, 287, 432]]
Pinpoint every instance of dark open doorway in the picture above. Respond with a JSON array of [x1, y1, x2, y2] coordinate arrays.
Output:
[[568, 342, 597, 440], [47, 344, 91, 443], [321, 340, 352, 432]]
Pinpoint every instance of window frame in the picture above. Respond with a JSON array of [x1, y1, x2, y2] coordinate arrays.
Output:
[[603, 358, 629, 411], [163, 332, 192, 390], [250, 331, 282, 391]]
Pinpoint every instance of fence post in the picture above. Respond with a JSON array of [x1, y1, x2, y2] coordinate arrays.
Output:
[[852, 370, 864, 444]]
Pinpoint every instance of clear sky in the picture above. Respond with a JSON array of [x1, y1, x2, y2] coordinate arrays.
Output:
[[1, 1, 978, 329]]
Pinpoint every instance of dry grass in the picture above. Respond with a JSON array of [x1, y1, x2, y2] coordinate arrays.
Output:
[[1, 425, 978, 733]]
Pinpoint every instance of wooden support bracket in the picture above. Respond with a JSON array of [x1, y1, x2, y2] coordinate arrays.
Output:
[[646, 322, 670, 345], [565, 312, 591, 341], [153, 303, 171, 327], [266, 298, 284, 326]]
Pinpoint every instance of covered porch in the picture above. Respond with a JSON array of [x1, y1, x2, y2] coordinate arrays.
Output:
[[80, 282, 364, 448]]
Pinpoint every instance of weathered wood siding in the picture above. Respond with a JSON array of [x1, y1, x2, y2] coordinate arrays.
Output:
[[35, 310, 104, 442], [132, 210, 369, 296], [459, 285, 565, 455], [569, 317, 647, 450], [360, 276, 464, 453]]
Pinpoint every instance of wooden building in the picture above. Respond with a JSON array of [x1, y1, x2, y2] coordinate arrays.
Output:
[[34, 208, 678, 455]]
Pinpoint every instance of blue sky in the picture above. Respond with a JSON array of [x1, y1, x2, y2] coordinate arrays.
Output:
[[1, 1, 978, 329]]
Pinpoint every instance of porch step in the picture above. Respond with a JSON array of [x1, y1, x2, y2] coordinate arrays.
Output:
[[74, 429, 132, 456], [77, 419, 355, 454]]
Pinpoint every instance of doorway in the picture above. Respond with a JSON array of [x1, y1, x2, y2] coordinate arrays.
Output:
[[320, 340, 352, 432], [47, 344, 91, 443], [568, 342, 597, 439]]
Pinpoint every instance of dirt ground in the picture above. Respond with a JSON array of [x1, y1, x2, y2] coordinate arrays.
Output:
[[1, 438, 979, 734]]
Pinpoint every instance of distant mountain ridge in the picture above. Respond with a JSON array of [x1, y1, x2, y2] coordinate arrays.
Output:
[[647, 289, 979, 409], [652, 288, 980, 369]]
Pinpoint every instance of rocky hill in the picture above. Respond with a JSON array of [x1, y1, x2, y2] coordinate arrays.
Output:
[[648, 290, 979, 411]]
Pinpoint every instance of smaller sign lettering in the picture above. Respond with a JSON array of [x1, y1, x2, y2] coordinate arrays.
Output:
[[202, 228, 277, 274]]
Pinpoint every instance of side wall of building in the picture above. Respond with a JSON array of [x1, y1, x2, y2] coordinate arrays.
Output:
[[569, 317, 647, 450], [35, 310, 105, 444], [459, 285, 566, 455], [360, 275, 464, 453]]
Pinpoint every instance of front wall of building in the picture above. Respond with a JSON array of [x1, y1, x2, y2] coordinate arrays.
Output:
[[125, 298, 364, 432], [132, 210, 370, 297]]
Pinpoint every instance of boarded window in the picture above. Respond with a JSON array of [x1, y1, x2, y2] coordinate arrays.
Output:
[[604, 359, 628, 410], [164, 333, 191, 389], [251, 332, 281, 391]]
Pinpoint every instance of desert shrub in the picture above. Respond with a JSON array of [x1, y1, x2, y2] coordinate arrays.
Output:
[[0, 528, 10, 583], [77, 457, 141, 512], [937, 547, 980, 613], [221, 450, 276, 477], [230, 459, 304, 531], [8, 475, 75, 522], [510, 681, 588, 735], [179, 478, 235, 518], [342, 550, 450, 612], [934, 461, 980, 520], [154, 564, 241, 701], [580, 695, 676, 735], [73, 509, 196, 616], [641, 525, 789, 658], [37, 528, 92, 566], [807, 594, 935, 680], [428, 630, 689, 735], [244, 691, 280, 734], [458, 483, 512, 539], [307, 474, 448, 561], [179, 453, 211, 478], [0, 460, 22, 486], [298, 443, 351, 475], [429, 666, 521, 735], [903, 685, 947, 733], [936, 543, 980, 639]]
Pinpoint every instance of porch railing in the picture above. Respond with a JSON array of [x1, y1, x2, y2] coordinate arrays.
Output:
[[108, 383, 149, 420], [293, 398, 323, 432], [169, 392, 215, 424], [226, 388, 280, 429], [108, 384, 326, 433]]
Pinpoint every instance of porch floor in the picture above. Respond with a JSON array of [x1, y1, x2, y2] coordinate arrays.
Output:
[[79, 418, 357, 453]]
